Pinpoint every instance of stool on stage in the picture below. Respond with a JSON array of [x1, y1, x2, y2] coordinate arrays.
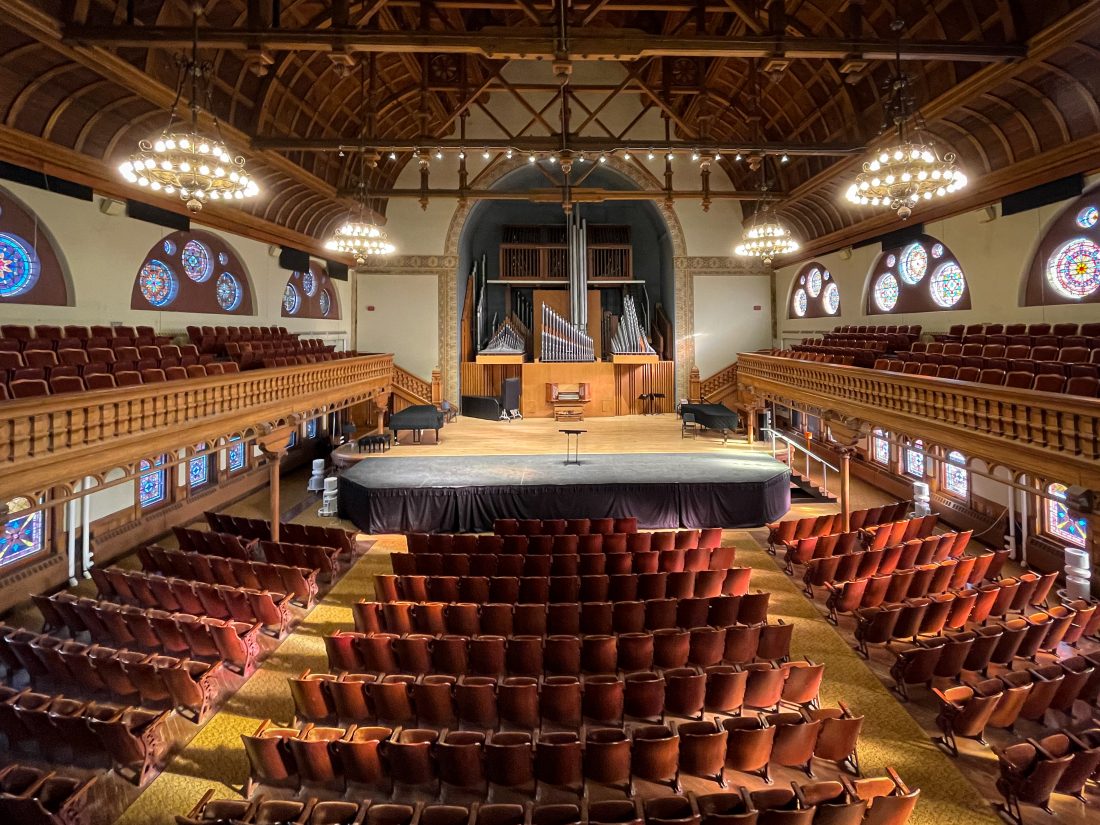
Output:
[[560, 428, 586, 465], [357, 434, 390, 453]]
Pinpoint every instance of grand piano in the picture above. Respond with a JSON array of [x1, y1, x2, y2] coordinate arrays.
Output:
[[681, 402, 740, 442], [389, 404, 445, 444]]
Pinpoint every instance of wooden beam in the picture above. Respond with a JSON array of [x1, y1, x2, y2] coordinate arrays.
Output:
[[336, 186, 771, 200], [254, 136, 864, 154], [61, 25, 1028, 62]]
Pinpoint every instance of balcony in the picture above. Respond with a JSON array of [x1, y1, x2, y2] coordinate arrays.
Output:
[[736, 353, 1100, 491], [0, 354, 394, 504]]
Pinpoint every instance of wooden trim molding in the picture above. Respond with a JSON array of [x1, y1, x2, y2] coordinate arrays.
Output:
[[737, 354, 1100, 491]]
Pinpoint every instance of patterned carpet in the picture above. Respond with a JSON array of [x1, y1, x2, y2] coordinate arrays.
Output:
[[116, 529, 998, 825]]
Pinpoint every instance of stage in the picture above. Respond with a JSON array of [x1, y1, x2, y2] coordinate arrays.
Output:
[[338, 450, 791, 533]]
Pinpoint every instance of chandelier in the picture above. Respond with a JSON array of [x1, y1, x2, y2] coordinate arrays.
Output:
[[118, 10, 258, 213], [845, 21, 967, 220], [736, 153, 800, 266]]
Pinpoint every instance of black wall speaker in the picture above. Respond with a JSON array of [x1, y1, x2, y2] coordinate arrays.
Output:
[[125, 200, 190, 231], [0, 161, 93, 202], [1002, 175, 1083, 217], [326, 260, 350, 281], [278, 246, 310, 272]]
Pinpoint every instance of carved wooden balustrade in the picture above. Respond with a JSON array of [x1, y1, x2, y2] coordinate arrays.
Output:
[[736, 353, 1100, 491], [701, 363, 739, 400], [392, 365, 433, 403], [0, 354, 394, 504]]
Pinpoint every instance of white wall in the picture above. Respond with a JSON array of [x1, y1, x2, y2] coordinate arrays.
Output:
[[693, 275, 773, 376], [773, 182, 1100, 346], [356, 273, 439, 378], [0, 181, 351, 341]]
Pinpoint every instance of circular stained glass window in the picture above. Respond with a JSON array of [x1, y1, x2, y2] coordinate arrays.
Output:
[[793, 288, 807, 317], [823, 282, 840, 315], [283, 283, 300, 314], [218, 252, 229, 266], [931, 243, 944, 259], [302, 270, 317, 296], [140, 259, 179, 307], [885, 254, 896, 268], [874, 273, 899, 311], [900, 243, 928, 284], [319, 289, 332, 317], [0, 233, 41, 298], [930, 262, 966, 307], [216, 272, 242, 311], [1047, 238, 1100, 298], [181, 240, 213, 282], [163, 239, 176, 256], [1076, 206, 1098, 229], [807, 268, 823, 297]]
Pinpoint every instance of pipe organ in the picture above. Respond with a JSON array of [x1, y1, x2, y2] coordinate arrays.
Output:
[[540, 304, 595, 362]]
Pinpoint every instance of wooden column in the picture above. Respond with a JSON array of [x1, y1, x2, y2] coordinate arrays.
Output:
[[839, 447, 853, 533], [431, 369, 442, 406], [689, 366, 701, 403], [268, 457, 283, 542], [822, 414, 871, 534], [258, 424, 297, 543]]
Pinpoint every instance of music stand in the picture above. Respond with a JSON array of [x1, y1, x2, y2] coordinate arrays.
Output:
[[560, 429, 586, 465]]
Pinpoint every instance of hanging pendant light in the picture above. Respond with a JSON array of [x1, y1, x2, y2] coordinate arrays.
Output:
[[735, 198, 800, 266], [118, 9, 258, 212], [845, 20, 967, 220]]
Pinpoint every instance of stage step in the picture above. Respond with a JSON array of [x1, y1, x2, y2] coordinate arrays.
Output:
[[789, 472, 837, 503]]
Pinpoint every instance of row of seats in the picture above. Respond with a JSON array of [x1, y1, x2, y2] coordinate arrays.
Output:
[[373, 570, 752, 605], [34, 596, 262, 675], [493, 518, 644, 536], [241, 712, 861, 800], [353, 593, 771, 638], [0, 687, 170, 786], [821, 557, 978, 622], [0, 324, 170, 350], [137, 546, 318, 608], [764, 504, 913, 553], [391, 547, 738, 578], [765, 349, 858, 367], [875, 359, 1100, 397], [805, 546, 986, 601], [787, 529, 971, 577], [292, 663, 823, 730], [181, 779, 920, 825], [904, 341, 1100, 373], [993, 733, 1100, 824], [0, 628, 221, 722], [0, 361, 242, 399], [324, 624, 795, 677], [829, 324, 922, 336], [203, 512, 368, 557], [860, 515, 939, 548], [91, 569, 293, 638], [937, 321, 1100, 346], [410, 531, 721, 555], [0, 764, 95, 825]]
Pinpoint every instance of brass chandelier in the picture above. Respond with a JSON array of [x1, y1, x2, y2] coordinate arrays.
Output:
[[118, 9, 258, 213], [735, 198, 801, 265], [845, 20, 968, 220]]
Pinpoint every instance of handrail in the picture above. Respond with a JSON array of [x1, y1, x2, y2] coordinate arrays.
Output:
[[0, 354, 394, 504], [736, 352, 1100, 490], [763, 427, 839, 472]]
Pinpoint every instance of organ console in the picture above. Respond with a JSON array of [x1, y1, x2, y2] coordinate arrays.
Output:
[[547, 382, 591, 421]]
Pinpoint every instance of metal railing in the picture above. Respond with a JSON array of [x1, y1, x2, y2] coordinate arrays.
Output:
[[763, 427, 838, 497]]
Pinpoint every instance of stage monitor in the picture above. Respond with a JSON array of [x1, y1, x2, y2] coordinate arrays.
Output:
[[502, 376, 521, 411]]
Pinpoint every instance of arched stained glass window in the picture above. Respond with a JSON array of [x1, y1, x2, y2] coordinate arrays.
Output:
[[0, 188, 69, 307], [1077, 206, 1098, 229], [139, 457, 167, 508], [181, 239, 214, 282], [0, 233, 41, 297], [189, 444, 209, 489], [872, 429, 890, 466], [789, 262, 840, 319], [282, 263, 341, 320], [228, 437, 246, 473], [930, 263, 966, 308], [216, 273, 242, 311], [823, 282, 841, 315], [1024, 193, 1100, 307], [943, 451, 968, 498], [874, 273, 899, 311], [139, 260, 179, 307], [1046, 238, 1100, 299], [905, 439, 925, 478], [0, 497, 44, 568], [1047, 482, 1086, 547], [793, 289, 808, 317], [900, 243, 928, 284]]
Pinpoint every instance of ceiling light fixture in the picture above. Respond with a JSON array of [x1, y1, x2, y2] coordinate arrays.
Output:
[[735, 157, 800, 266], [845, 19, 968, 220], [118, 8, 258, 212]]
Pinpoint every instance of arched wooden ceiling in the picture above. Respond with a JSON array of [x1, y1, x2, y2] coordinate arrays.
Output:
[[1, 0, 1096, 253]]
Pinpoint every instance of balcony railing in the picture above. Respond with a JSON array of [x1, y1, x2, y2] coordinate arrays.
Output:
[[0, 354, 394, 504], [736, 353, 1100, 491]]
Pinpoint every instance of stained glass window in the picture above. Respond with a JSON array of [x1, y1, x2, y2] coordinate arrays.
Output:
[[319, 289, 332, 317], [1076, 206, 1098, 229], [1046, 238, 1100, 299], [302, 270, 316, 296], [228, 438, 246, 473], [283, 283, 300, 314], [872, 430, 890, 466], [139, 457, 167, 508], [1047, 482, 1087, 547], [823, 282, 841, 315], [943, 451, 968, 498], [930, 262, 966, 307], [288, 431, 298, 449], [905, 439, 925, 478], [0, 233, 42, 298], [874, 273, 899, 311], [806, 269, 822, 298], [930, 243, 944, 259], [181, 240, 214, 282], [0, 497, 44, 568], [885, 254, 896, 268], [163, 239, 176, 256], [218, 252, 229, 266], [139, 260, 179, 307], [306, 419, 318, 439], [792, 289, 807, 317], [189, 445, 209, 489], [900, 243, 928, 284], [216, 273, 242, 311]]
